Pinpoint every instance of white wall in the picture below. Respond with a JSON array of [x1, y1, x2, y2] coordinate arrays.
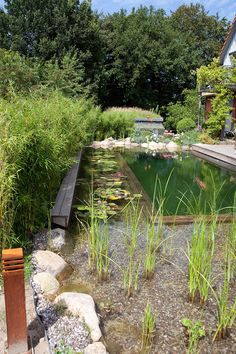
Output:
[[223, 31, 236, 66]]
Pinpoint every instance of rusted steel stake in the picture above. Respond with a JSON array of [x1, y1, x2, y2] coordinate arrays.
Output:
[[2, 248, 31, 354]]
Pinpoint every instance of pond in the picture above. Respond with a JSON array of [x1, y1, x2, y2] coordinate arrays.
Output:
[[122, 149, 236, 215], [59, 147, 236, 354]]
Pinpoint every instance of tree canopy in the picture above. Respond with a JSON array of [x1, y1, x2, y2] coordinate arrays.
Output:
[[0, 1, 230, 110]]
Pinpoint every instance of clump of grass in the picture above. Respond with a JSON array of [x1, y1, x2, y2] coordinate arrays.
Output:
[[212, 228, 236, 341], [85, 189, 111, 281], [188, 219, 215, 304], [144, 172, 173, 279], [224, 220, 236, 283], [141, 302, 156, 352], [181, 318, 205, 354], [95, 220, 111, 282], [123, 201, 142, 297]]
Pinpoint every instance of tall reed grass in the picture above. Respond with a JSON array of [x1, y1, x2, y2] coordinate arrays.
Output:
[[188, 219, 215, 304], [123, 201, 143, 297], [0, 90, 101, 249]]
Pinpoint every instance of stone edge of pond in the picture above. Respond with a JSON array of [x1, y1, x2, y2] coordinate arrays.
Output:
[[31, 228, 107, 354], [90, 137, 190, 151]]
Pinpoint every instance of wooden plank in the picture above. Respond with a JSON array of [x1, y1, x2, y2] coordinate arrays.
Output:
[[51, 151, 82, 228]]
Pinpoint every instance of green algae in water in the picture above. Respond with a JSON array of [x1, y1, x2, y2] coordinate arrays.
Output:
[[122, 150, 236, 215]]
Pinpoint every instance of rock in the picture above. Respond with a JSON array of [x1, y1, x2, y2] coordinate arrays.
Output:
[[33, 272, 60, 296], [114, 140, 125, 147], [141, 143, 148, 148], [91, 141, 101, 149], [182, 145, 190, 151], [48, 228, 66, 251], [54, 292, 102, 342], [166, 141, 178, 150], [34, 250, 73, 281], [124, 137, 131, 145], [157, 142, 166, 149], [100, 139, 114, 148], [84, 342, 107, 354], [130, 142, 139, 147], [148, 141, 159, 150]]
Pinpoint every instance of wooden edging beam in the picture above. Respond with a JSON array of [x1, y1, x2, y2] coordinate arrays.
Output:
[[51, 150, 82, 228]]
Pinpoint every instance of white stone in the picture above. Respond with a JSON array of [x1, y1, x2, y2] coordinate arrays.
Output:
[[114, 140, 125, 147], [91, 141, 101, 148], [84, 342, 107, 354], [48, 228, 66, 251], [33, 272, 60, 296], [148, 141, 159, 150], [166, 141, 179, 151], [141, 143, 148, 148], [34, 250, 72, 281], [130, 142, 139, 147], [157, 142, 166, 149], [54, 292, 102, 342], [124, 137, 131, 145]]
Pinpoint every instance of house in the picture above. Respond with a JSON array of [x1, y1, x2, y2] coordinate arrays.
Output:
[[202, 15, 236, 132]]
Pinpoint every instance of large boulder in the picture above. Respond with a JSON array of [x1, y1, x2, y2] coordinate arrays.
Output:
[[84, 342, 107, 354], [54, 292, 102, 342], [33, 250, 73, 281], [33, 272, 60, 296], [47, 228, 66, 251]]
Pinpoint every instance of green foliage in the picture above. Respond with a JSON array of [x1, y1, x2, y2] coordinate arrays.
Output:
[[165, 89, 200, 131], [206, 91, 232, 138], [0, 49, 91, 99], [141, 302, 156, 352], [188, 219, 215, 304], [199, 132, 216, 144], [0, 90, 100, 245], [0, 2, 229, 108], [197, 59, 234, 138], [95, 109, 135, 140], [177, 117, 196, 133], [181, 318, 205, 354], [175, 130, 200, 146]]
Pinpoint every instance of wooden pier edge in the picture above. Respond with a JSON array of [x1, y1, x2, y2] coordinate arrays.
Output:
[[51, 150, 82, 228]]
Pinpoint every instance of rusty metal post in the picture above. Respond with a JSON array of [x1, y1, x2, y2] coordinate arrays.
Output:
[[2, 248, 30, 354]]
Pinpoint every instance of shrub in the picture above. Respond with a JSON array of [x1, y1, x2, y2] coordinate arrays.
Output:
[[165, 89, 201, 131], [177, 118, 196, 132], [199, 132, 216, 144]]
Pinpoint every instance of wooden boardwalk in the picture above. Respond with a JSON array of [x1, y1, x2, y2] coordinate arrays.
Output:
[[192, 144, 236, 172], [51, 151, 82, 228]]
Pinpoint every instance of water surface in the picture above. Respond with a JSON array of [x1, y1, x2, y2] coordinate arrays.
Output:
[[122, 150, 236, 215]]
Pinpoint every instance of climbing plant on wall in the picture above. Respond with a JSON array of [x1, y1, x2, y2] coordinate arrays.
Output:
[[197, 58, 233, 137]]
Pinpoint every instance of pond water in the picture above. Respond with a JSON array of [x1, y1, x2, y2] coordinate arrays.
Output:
[[121, 149, 236, 215], [80, 149, 236, 215]]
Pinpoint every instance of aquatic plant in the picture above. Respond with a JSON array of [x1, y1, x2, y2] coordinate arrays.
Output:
[[188, 219, 215, 304], [95, 220, 111, 282], [181, 318, 205, 354], [123, 201, 143, 297], [213, 265, 236, 341], [141, 302, 156, 352]]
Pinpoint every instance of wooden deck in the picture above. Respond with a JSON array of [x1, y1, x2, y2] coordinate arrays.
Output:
[[192, 144, 236, 172], [51, 151, 82, 228]]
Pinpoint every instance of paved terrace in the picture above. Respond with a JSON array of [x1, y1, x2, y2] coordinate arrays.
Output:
[[192, 143, 236, 172]]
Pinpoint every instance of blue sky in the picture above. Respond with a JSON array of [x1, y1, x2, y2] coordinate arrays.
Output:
[[0, 0, 235, 21]]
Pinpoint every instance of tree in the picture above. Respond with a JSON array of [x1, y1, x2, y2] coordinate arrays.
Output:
[[4, 0, 103, 95]]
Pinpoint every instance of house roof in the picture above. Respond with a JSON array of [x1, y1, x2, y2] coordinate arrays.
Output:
[[220, 15, 236, 64]]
